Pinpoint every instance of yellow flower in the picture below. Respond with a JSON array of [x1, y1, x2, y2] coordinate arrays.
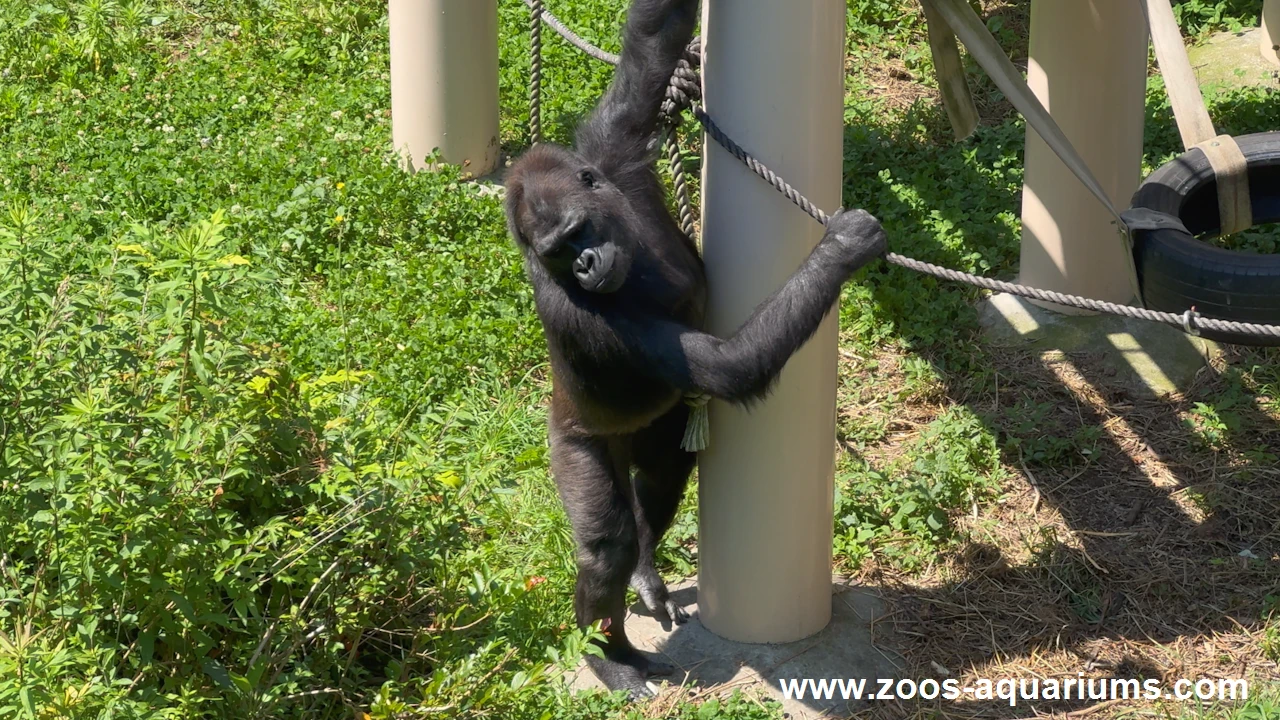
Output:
[[336, 182, 345, 190], [334, 214, 345, 224]]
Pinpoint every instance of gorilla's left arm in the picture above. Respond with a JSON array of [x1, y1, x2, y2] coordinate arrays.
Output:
[[575, 0, 700, 176], [618, 210, 888, 404]]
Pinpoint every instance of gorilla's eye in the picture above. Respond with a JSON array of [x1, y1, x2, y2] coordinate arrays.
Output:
[[548, 241, 576, 260], [578, 170, 597, 188]]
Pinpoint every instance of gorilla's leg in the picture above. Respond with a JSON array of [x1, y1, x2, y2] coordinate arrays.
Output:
[[550, 429, 672, 698], [629, 405, 696, 627]]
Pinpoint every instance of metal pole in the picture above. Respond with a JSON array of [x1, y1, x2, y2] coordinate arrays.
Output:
[[1263, 0, 1280, 67], [697, 0, 845, 643], [1018, 0, 1148, 312], [389, 0, 500, 177]]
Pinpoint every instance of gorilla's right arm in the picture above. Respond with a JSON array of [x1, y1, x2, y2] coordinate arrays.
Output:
[[621, 210, 888, 404], [575, 0, 700, 177]]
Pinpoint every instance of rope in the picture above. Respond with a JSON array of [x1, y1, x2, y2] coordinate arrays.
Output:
[[664, 129, 696, 238], [523, 0, 1280, 341], [524, 0, 621, 65], [660, 38, 701, 240], [529, 0, 544, 144]]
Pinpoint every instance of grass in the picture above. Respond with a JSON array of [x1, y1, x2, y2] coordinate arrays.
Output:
[[0, 0, 1278, 718]]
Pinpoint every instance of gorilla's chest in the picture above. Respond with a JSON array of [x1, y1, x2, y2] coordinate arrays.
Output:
[[640, 243, 706, 327], [551, 339, 682, 435]]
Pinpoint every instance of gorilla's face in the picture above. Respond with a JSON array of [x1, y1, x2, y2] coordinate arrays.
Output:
[[506, 144, 635, 294]]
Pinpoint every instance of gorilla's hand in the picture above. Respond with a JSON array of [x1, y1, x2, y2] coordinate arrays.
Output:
[[822, 208, 887, 272]]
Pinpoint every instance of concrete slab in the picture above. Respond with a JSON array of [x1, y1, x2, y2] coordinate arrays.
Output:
[[1188, 27, 1280, 92], [569, 578, 903, 719], [977, 293, 1220, 397]]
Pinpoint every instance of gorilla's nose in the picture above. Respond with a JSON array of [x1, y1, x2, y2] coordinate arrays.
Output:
[[572, 246, 617, 292], [572, 249, 597, 277]]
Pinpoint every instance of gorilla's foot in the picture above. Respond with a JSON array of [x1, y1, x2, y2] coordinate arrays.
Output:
[[586, 649, 672, 699]]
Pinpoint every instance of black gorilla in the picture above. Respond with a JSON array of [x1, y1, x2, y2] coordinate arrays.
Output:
[[504, 0, 886, 697]]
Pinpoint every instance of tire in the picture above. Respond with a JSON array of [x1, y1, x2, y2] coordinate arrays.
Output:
[[1129, 131, 1280, 346]]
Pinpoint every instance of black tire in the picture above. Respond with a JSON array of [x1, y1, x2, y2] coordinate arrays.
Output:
[[1129, 131, 1280, 346]]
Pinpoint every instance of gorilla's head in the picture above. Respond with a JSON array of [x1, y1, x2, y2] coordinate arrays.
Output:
[[505, 144, 636, 294]]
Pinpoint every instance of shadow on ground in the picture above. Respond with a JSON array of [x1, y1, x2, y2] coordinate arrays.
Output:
[[827, 83, 1280, 717]]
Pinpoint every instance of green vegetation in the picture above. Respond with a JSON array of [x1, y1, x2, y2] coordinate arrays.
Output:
[[0, 0, 1276, 718]]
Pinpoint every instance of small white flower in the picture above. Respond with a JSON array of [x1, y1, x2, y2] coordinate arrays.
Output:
[[174, 177, 184, 184], [238, 95, 247, 104], [162, 124, 174, 133], [200, 137, 210, 147], [331, 110, 342, 119]]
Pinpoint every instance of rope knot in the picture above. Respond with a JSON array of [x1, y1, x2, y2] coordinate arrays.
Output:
[[683, 391, 711, 408], [659, 38, 703, 125], [1182, 307, 1202, 337]]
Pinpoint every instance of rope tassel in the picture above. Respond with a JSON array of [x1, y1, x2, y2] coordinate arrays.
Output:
[[681, 392, 711, 452]]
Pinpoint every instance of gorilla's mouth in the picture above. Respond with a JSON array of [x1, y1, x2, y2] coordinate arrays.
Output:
[[573, 244, 624, 293]]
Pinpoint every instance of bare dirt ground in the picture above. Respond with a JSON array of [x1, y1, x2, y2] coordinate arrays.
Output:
[[841, 340, 1280, 718]]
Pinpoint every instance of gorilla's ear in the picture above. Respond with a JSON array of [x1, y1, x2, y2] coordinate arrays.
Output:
[[504, 174, 527, 247]]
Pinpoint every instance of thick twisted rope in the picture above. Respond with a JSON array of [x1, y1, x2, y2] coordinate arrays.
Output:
[[523, 0, 622, 64], [664, 130, 696, 238], [525, 1, 1280, 341], [660, 39, 702, 240], [529, 0, 544, 144]]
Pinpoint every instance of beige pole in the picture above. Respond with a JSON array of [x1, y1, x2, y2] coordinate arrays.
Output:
[[1263, 0, 1280, 67], [389, 0, 500, 177], [1018, 0, 1148, 312], [697, 0, 845, 643]]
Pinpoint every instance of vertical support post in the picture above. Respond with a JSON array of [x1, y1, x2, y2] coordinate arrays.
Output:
[[1018, 0, 1148, 312], [921, 1, 980, 141], [1263, 0, 1280, 67], [697, 0, 845, 644], [389, 0, 500, 177]]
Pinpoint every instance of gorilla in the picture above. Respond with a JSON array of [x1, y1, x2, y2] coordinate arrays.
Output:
[[504, 0, 886, 698]]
